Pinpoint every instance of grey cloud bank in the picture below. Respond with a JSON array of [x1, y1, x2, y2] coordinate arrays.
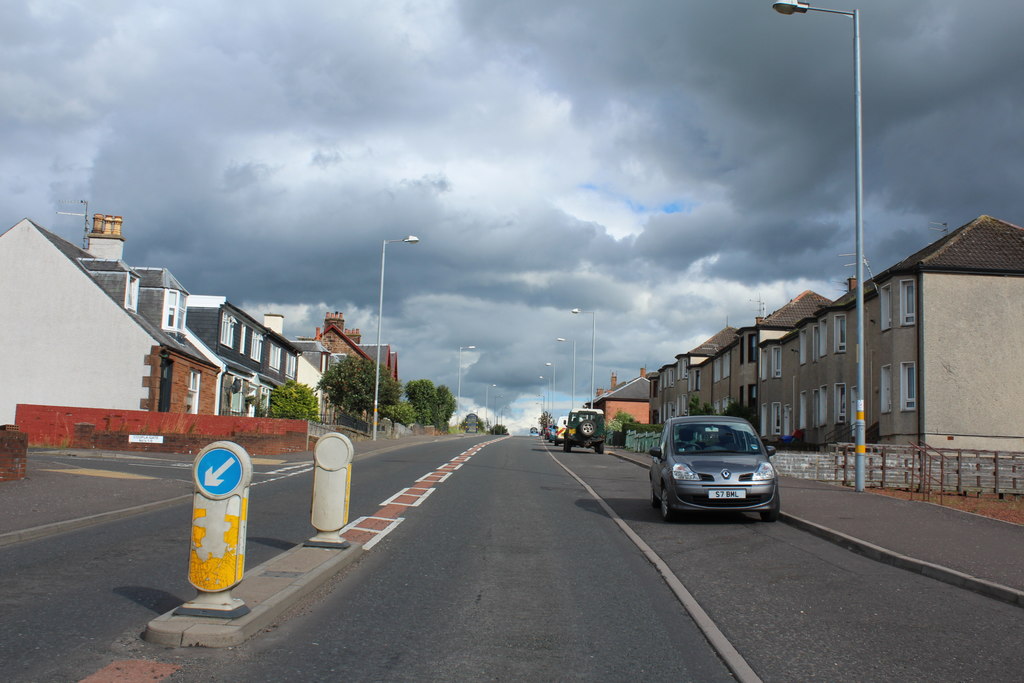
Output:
[[3, 0, 1021, 432]]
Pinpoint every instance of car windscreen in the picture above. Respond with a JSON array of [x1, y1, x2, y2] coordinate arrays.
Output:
[[671, 423, 762, 455]]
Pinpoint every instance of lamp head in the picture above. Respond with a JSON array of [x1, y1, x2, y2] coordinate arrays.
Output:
[[571, 308, 581, 314], [773, 1, 809, 14], [403, 235, 420, 244], [556, 337, 567, 342]]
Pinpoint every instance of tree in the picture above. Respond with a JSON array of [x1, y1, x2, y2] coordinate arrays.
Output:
[[539, 410, 553, 432], [405, 379, 437, 425], [607, 410, 637, 432], [381, 400, 417, 426], [688, 394, 716, 416], [433, 385, 456, 428], [490, 423, 508, 435], [318, 356, 400, 418], [268, 380, 320, 420], [723, 401, 759, 431]]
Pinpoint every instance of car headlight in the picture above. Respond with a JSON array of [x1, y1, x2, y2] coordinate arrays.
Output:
[[671, 463, 701, 481], [752, 462, 776, 481]]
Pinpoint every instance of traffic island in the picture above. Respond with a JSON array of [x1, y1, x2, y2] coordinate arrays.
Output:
[[145, 541, 364, 647]]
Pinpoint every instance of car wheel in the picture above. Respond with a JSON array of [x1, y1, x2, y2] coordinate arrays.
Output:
[[594, 442, 604, 454], [660, 485, 676, 522], [578, 420, 596, 437], [760, 492, 781, 522]]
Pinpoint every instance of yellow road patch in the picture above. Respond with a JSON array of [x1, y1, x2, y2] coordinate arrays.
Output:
[[39, 468, 154, 480]]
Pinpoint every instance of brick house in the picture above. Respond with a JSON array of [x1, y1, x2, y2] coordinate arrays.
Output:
[[0, 216, 219, 422], [591, 370, 650, 424], [313, 311, 400, 381]]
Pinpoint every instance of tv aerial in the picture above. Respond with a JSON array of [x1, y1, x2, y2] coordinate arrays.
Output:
[[56, 199, 89, 248]]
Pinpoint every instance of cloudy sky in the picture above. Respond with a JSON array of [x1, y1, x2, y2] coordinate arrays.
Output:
[[4, 0, 1022, 433]]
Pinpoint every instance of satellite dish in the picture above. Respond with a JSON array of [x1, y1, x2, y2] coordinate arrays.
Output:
[[231, 379, 242, 393]]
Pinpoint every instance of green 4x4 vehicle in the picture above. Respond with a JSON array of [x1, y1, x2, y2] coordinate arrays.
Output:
[[563, 409, 606, 453]]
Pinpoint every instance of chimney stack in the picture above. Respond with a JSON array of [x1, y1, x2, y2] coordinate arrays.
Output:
[[639, 367, 647, 378], [610, 372, 618, 390], [86, 213, 126, 260], [263, 313, 284, 335], [847, 277, 858, 292]]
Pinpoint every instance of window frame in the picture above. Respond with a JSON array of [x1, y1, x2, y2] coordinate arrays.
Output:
[[901, 362, 917, 411], [880, 364, 893, 413], [834, 314, 847, 353], [900, 279, 916, 326], [220, 314, 236, 347], [880, 284, 892, 331], [835, 383, 847, 424]]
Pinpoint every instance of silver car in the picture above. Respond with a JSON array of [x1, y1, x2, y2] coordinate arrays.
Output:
[[649, 416, 779, 522]]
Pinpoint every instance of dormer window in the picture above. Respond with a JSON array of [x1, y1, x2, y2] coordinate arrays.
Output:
[[251, 332, 264, 361], [163, 290, 186, 330], [220, 314, 236, 346], [124, 274, 140, 312]]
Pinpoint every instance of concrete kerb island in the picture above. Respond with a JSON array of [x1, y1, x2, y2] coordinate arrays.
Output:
[[145, 541, 364, 647]]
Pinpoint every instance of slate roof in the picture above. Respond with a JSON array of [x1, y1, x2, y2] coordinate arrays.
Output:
[[597, 375, 650, 402], [760, 290, 833, 328], [32, 222, 214, 367], [689, 326, 738, 356], [881, 214, 1024, 276]]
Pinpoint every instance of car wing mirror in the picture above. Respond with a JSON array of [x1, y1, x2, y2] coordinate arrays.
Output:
[[765, 445, 777, 458], [649, 447, 662, 459]]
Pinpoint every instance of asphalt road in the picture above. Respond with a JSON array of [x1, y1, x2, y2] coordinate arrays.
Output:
[[4, 436, 1023, 681]]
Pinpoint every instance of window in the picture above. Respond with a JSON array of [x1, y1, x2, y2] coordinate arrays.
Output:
[[692, 368, 702, 391], [880, 285, 892, 330], [722, 350, 731, 379], [783, 404, 792, 435], [760, 403, 768, 436], [834, 314, 847, 353], [900, 279, 916, 326], [835, 383, 847, 424], [286, 353, 297, 378], [186, 370, 201, 414], [818, 385, 828, 426], [760, 349, 769, 380], [799, 329, 808, 364], [250, 332, 264, 361], [811, 325, 820, 361], [771, 402, 782, 435], [125, 274, 140, 311], [772, 347, 782, 378], [220, 314, 236, 346], [747, 334, 758, 366], [901, 362, 917, 410], [164, 290, 186, 330], [712, 358, 721, 383], [817, 321, 827, 358], [799, 391, 807, 429], [270, 344, 282, 370], [880, 365, 892, 413], [811, 388, 820, 427], [239, 326, 247, 353]]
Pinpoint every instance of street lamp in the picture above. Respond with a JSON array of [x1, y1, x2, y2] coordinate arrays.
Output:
[[772, 0, 866, 491], [571, 308, 596, 408], [545, 362, 556, 416], [457, 345, 476, 426], [372, 235, 420, 441], [556, 337, 576, 412], [485, 383, 497, 431]]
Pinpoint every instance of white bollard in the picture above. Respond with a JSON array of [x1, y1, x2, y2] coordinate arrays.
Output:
[[305, 432, 354, 549], [175, 441, 253, 618]]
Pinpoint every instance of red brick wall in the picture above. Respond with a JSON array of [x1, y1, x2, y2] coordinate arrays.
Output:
[[141, 346, 218, 413], [0, 426, 28, 482], [601, 400, 651, 425], [15, 404, 311, 456]]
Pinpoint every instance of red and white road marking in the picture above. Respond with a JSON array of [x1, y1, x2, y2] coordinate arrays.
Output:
[[338, 437, 507, 549]]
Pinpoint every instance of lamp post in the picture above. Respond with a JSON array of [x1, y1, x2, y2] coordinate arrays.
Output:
[[556, 338, 576, 412], [545, 362, 556, 416], [485, 383, 496, 431], [772, 0, 865, 491], [457, 345, 476, 426], [372, 235, 420, 441], [571, 308, 596, 408]]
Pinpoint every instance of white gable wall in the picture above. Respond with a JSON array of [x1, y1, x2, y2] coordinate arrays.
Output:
[[0, 220, 154, 423]]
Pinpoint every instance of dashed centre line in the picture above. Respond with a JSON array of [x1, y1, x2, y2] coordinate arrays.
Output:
[[338, 437, 507, 549]]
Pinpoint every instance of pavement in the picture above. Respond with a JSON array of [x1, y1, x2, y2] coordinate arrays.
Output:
[[2, 436, 1022, 647]]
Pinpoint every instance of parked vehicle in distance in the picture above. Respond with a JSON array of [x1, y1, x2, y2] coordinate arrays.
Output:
[[563, 408, 606, 453], [546, 424, 557, 442], [649, 415, 779, 522], [553, 416, 569, 445]]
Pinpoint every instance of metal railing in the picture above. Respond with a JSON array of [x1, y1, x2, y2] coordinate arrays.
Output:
[[625, 430, 660, 454]]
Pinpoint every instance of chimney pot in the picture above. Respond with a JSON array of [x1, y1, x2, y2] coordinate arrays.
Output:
[[847, 277, 858, 292]]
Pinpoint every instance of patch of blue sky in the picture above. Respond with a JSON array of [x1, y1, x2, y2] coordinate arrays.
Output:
[[578, 183, 695, 216]]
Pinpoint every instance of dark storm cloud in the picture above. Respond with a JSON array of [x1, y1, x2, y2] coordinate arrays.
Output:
[[3, 0, 1022, 430]]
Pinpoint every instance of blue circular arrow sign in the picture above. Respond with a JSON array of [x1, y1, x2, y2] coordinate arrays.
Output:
[[195, 448, 244, 497]]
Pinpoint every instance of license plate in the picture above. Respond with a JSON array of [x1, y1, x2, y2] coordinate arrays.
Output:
[[708, 489, 746, 499]]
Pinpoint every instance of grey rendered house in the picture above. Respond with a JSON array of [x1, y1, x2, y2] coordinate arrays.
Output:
[[758, 215, 1024, 451], [0, 216, 219, 422]]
